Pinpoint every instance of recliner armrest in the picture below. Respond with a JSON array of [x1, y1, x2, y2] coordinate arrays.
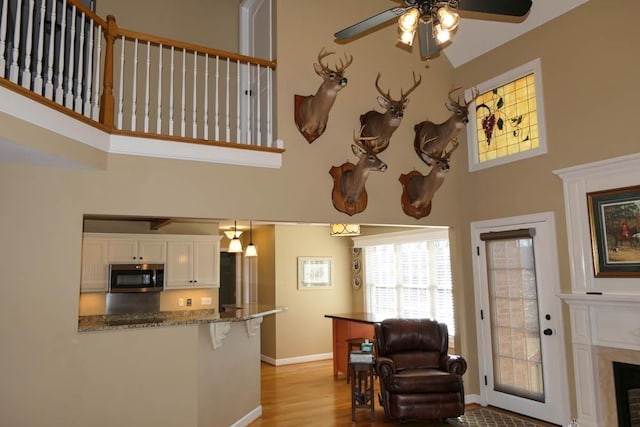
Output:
[[445, 354, 467, 375], [376, 356, 396, 377]]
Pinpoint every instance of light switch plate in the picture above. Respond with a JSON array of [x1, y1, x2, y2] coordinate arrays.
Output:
[[201, 297, 212, 305], [178, 298, 184, 306]]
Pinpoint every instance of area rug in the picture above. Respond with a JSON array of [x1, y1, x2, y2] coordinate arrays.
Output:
[[453, 407, 547, 427]]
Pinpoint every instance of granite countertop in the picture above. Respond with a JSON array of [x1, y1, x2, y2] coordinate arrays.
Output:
[[78, 304, 286, 332]]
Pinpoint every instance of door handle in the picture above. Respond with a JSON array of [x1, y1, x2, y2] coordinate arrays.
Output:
[[543, 328, 553, 336]]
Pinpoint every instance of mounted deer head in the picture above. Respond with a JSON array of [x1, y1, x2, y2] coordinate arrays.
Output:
[[407, 140, 459, 210], [329, 127, 387, 216], [413, 87, 479, 165], [294, 48, 353, 143], [359, 72, 422, 151], [341, 128, 388, 204]]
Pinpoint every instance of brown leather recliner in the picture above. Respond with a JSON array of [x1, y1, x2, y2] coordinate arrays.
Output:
[[375, 318, 467, 422]]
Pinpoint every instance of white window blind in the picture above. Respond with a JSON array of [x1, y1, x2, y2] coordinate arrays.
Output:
[[353, 229, 455, 336]]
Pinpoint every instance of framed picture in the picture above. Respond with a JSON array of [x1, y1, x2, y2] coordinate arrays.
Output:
[[298, 257, 333, 289], [587, 185, 640, 277]]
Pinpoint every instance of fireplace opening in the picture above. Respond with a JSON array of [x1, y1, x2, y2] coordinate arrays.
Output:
[[613, 361, 640, 427]]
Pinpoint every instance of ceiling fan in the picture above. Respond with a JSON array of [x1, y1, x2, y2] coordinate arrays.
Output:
[[334, 0, 533, 59]]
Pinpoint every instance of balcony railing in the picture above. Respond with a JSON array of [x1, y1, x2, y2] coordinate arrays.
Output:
[[0, 0, 281, 154]]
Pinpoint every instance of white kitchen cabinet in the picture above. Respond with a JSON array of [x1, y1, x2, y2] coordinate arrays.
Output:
[[107, 238, 166, 263], [80, 238, 109, 292], [165, 237, 221, 289]]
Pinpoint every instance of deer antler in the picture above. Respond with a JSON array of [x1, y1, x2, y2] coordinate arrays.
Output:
[[443, 139, 460, 159], [374, 73, 392, 101], [335, 53, 354, 73], [317, 47, 336, 73], [464, 87, 480, 107], [400, 72, 422, 100], [353, 126, 381, 151], [448, 87, 462, 106]]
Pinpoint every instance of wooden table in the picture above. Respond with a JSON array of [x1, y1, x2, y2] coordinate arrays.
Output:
[[324, 313, 387, 378], [350, 360, 376, 421]]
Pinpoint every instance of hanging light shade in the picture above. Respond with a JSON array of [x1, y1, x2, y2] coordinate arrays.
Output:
[[330, 224, 361, 237], [245, 221, 257, 257], [227, 220, 243, 253], [437, 5, 459, 31], [398, 8, 420, 46]]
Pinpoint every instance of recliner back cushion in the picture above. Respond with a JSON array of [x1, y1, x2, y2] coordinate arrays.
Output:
[[376, 319, 448, 370]]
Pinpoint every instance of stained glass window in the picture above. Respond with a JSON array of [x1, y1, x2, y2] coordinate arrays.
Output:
[[467, 59, 547, 171]]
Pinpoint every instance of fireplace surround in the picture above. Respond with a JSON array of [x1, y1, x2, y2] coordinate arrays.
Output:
[[555, 153, 640, 427]]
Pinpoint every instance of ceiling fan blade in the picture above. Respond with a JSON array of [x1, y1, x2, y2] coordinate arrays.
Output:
[[458, 0, 532, 17], [334, 6, 409, 39], [418, 20, 440, 59]]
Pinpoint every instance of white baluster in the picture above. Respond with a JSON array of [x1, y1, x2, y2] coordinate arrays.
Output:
[[169, 46, 174, 136], [9, 0, 23, 83], [130, 38, 138, 131], [33, 0, 46, 93], [65, 5, 76, 108], [116, 35, 124, 129], [84, 19, 94, 117], [91, 27, 101, 121], [256, 64, 261, 147], [156, 43, 162, 133], [225, 57, 229, 142], [143, 40, 150, 132], [192, 51, 197, 138], [203, 53, 209, 140], [214, 55, 219, 141], [74, 13, 86, 113], [44, 0, 57, 99], [246, 61, 251, 145], [180, 48, 185, 137], [236, 59, 240, 143], [0, 0, 8, 77], [54, 0, 66, 104], [267, 67, 272, 148]]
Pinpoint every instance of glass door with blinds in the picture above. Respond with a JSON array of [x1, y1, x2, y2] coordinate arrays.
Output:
[[470, 213, 570, 425]]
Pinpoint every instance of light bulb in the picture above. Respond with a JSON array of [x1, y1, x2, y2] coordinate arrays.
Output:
[[399, 29, 416, 46], [435, 25, 451, 44], [398, 8, 420, 32], [437, 6, 459, 31]]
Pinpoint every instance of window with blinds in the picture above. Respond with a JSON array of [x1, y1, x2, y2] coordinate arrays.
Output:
[[356, 229, 455, 337]]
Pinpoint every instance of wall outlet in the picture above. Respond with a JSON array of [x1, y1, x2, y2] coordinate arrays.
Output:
[[178, 298, 184, 307], [186, 298, 192, 307], [201, 297, 212, 305]]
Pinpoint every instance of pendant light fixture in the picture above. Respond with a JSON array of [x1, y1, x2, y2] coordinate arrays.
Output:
[[227, 220, 243, 253], [245, 221, 257, 257]]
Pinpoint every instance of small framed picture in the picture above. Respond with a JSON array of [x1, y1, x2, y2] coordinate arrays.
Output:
[[587, 185, 640, 277], [298, 257, 333, 289]]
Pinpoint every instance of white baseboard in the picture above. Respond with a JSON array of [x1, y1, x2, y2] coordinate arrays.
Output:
[[230, 405, 262, 427], [465, 394, 482, 405], [260, 352, 333, 366]]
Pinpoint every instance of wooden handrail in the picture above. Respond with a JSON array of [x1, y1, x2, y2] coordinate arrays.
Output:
[[116, 27, 277, 70]]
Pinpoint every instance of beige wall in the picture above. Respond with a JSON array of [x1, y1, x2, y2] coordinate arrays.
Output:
[[1, 0, 638, 425]]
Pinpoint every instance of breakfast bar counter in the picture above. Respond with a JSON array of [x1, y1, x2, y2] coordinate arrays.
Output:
[[324, 312, 380, 378], [79, 304, 286, 332]]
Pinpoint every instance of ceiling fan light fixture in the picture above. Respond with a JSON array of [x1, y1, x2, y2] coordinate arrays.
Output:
[[399, 28, 417, 46], [437, 5, 459, 31], [434, 24, 452, 45], [398, 8, 420, 33]]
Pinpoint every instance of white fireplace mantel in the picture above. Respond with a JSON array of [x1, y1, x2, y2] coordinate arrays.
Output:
[[554, 153, 640, 427]]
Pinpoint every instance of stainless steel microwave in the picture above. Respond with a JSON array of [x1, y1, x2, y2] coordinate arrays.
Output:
[[109, 263, 164, 293]]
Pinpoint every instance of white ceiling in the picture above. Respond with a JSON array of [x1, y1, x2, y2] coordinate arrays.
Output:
[[444, 0, 590, 67]]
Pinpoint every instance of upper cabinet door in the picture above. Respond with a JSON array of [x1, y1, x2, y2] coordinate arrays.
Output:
[[166, 241, 194, 289], [107, 239, 139, 262], [138, 240, 167, 263], [81, 238, 109, 292], [193, 240, 220, 288]]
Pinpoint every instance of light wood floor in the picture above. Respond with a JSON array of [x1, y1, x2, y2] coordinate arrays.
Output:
[[248, 359, 558, 427]]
